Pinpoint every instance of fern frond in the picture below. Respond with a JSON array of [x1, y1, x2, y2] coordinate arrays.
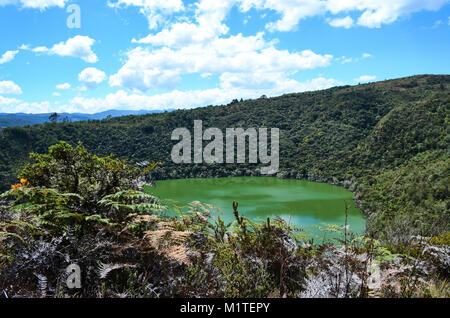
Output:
[[97, 262, 136, 279], [34, 273, 47, 297], [0, 231, 24, 242], [85, 214, 115, 226]]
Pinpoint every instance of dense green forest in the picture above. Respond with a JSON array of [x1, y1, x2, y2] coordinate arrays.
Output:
[[0, 74, 448, 242], [0, 74, 448, 298]]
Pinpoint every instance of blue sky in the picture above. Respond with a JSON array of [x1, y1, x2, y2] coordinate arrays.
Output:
[[0, 0, 449, 114]]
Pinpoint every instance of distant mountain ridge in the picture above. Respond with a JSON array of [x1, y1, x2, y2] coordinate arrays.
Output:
[[0, 109, 173, 129]]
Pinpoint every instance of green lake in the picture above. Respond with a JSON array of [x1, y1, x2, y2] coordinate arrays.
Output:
[[149, 177, 366, 239]]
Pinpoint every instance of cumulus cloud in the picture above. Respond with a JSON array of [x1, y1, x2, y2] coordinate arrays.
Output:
[[247, 0, 325, 32], [0, 96, 23, 112], [326, 0, 449, 28], [111, 0, 445, 106], [337, 53, 372, 64], [0, 50, 19, 64], [73, 76, 340, 113], [354, 75, 376, 83], [112, 32, 333, 92], [108, 0, 184, 29], [0, 97, 51, 113], [78, 67, 107, 88], [116, 1, 344, 97], [337, 57, 353, 64], [186, 0, 449, 32], [328, 16, 354, 29], [125, 1, 341, 97], [30, 36, 98, 63], [56, 83, 71, 90], [133, 0, 233, 46], [133, 20, 228, 46], [0, 0, 68, 10], [0, 81, 22, 95], [0, 76, 341, 114], [3, 0, 444, 114]]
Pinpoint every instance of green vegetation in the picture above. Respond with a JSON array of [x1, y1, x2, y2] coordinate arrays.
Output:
[[0, 75, 448, 242], [357, 150, 449, 243], [0, 75, 448, 298], [0, 142, 448, 298]]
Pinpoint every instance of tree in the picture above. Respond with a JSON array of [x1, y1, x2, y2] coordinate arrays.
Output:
[[18, 141, 161, 208], [49, 112, 59, 123], [2, 141, 164, 234]]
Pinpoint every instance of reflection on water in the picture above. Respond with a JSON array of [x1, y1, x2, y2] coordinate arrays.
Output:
[[148, 177, 366, 239]]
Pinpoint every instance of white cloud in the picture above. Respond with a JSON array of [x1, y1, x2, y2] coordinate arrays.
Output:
[[128, 1, 339, 96], [79, 76, 340, 113], [66, 77, 342, 113], [0, 95, 22, 109], [354, 75, 376, 83], [128, 0, 449, 43], [0, 76, 340, 114], [4, 0, 447, 33], [328, 16, 354, 29], [108, 0, 184, 29], [127, 1, 338, 97], [263, 1, 326, 32], [133, 0, 233, 46], [78, 67, 107, 88], [237, 0, 450, 31], [0, 50, 19, 64], [0, 0, 68, 10], [19, 44, 30, 50], [348, 0, 448, 28], [220, 72, 341, 93], [117, 0, 446, 106], [338, 56, 353, 64], [337, 53, 372, 64], [3, 0, 444, 115], [32, 46, 48, 53], [0, 97, 51, 113], [52, 92, 61, 97], [237, 0, 326, 31], [30, 36, 98, 63], [433, 20, 443, 28], [56, 83, 71, 90], [0, 81, 22, 94], [133, 20, 228, 46], [112, 32, 333, 92]]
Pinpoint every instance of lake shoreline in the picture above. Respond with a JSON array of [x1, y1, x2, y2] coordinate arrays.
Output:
[[153, 173, 365, 215], [150, 176, 366, 238]]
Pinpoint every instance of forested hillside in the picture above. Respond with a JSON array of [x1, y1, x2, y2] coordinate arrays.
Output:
[[0, 74, 448, 241]]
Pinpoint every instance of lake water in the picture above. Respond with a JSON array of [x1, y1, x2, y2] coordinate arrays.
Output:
[[148, 177, 366, 240]]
